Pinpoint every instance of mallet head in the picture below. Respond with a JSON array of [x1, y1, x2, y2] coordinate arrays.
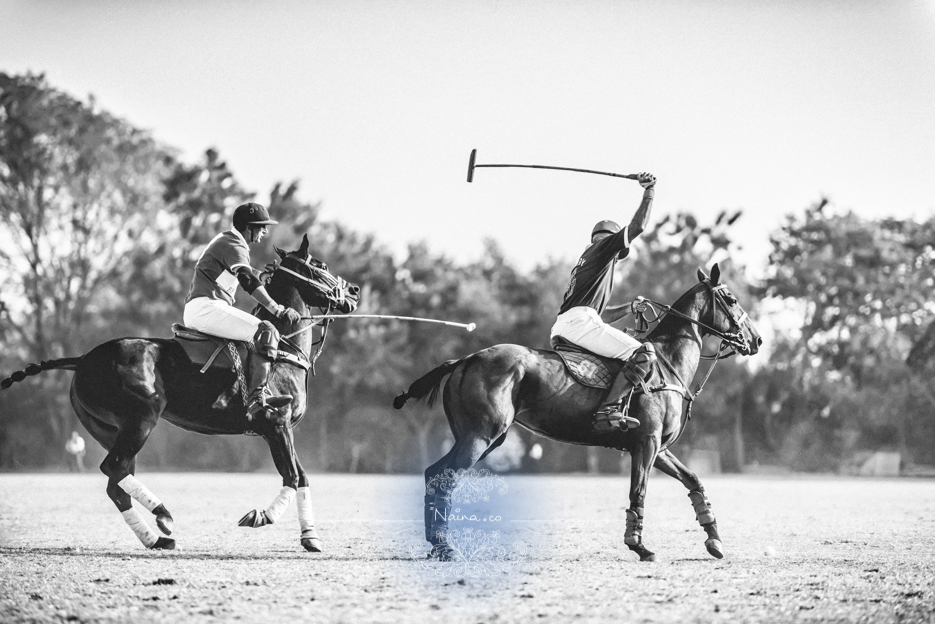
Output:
[[467, 149, 477, 183], [466, 323, 476, 332]]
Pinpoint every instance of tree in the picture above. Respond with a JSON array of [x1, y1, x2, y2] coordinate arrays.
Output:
[[754, 199, 935, 468], [0, 72, 172, 360], [0, 72, 173, 460]]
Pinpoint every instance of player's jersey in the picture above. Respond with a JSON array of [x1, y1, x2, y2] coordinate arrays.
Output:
[[558, 225, 630, 315], [185, 229, 254, 306]]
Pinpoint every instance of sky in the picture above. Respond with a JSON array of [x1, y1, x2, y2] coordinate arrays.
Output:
[[3, 0, 934, 277]]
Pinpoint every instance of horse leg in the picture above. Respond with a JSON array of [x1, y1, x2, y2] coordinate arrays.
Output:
[[653, 449, 723, 559], [626, 434, 660, 562], [294, 456, 322, 552], [237, 424, 299, 534], [423, 437, 493, 551], [123, 457, 175, 535], [100, 416, 175, 550]]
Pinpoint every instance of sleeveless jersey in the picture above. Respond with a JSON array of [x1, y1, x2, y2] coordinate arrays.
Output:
[[185, 229, 254, 306], [558, 225, 630, 315]]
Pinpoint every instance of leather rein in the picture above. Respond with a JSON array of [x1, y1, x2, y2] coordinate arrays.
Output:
[[630, 280, 751, 407], [262, 254, 337, 373]]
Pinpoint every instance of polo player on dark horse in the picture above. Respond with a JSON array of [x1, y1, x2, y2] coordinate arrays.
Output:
[[551, 171, 658, 431], [183, 202, 303, 422]]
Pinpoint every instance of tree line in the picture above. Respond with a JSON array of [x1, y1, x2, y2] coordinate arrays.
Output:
[[2, 72, 933, 474]]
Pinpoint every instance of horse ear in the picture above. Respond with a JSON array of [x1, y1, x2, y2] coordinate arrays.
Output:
[[299, 234, 310, 255], [274, 246, 287, 259], [710, 263, 721, 285], [697, 267, 709, 282]]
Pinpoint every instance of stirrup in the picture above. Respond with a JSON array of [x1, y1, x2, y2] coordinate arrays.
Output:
[[594, 403, 640, 431], [247, 386, 292, 421]]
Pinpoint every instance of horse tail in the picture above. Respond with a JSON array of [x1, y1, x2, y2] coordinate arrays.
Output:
[[393, 358, 464, 410], [1, 357, 81, 390]]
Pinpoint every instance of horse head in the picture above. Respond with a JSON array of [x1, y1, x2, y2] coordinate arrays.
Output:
[[695, 263, 761, 357], [270, 234, 360, 314]]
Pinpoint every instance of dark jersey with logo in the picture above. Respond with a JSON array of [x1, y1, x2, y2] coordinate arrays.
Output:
[[558, 226, 630, 315]]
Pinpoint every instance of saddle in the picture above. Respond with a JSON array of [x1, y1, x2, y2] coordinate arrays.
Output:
[[171, 323, 250, 374], [551, 336, 623, 389]]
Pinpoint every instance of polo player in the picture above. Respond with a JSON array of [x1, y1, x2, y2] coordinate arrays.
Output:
[[550, 172, 658, 430], [183, 202, 302, 421]]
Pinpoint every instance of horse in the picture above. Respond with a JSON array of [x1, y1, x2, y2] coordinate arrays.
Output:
[[394, 263, 761, 561], [1, 234, 356, 552]]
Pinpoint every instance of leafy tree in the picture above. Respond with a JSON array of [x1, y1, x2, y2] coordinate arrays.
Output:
[[0, 72, 172, 460]]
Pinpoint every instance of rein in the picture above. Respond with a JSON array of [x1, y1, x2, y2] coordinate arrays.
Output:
[[628, 281, 749, 405], [266, 255, 339, 371]]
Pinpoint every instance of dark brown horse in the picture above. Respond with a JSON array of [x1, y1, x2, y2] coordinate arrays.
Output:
[[1, 234, 355, 552], [394, 264, 761, 561]]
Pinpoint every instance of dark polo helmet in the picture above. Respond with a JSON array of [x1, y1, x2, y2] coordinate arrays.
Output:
[[233, 202, 278, 230], [592, 220, 621, 238]]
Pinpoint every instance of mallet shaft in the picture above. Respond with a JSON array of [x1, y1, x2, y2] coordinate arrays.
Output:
[[466, 149, 638, 183]]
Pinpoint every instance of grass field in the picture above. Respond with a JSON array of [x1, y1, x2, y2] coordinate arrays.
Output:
[[1, 472, 934, 623]]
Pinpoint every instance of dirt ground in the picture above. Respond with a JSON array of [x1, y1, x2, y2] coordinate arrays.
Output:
[[1, 471, 933, 623]]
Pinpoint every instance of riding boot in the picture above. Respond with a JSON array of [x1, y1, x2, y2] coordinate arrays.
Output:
[[246, 322, 292, 422], [594, 343, 657, 431]]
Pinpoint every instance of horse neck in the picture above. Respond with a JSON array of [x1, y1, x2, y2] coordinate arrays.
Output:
[[645, 286, 708, 383], [265, 280, 313, 356]]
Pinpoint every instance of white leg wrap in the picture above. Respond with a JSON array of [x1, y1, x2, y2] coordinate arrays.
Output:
[[264, 487, 296, 524], [118, 475, 162, 513], [121, 508, 159, 548], [297, 486, 315, 534]]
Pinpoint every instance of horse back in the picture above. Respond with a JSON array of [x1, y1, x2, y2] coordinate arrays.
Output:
[[454, 344, 687, 451]]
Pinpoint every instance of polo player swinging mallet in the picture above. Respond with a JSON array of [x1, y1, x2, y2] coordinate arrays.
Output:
[[550, 172, 657, 430], [183, 202, 303, 421]]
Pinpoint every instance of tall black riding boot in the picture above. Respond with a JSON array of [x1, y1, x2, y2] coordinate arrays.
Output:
[[594, 343, 656, 431]]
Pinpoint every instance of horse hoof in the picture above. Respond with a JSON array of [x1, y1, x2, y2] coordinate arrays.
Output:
[[237, 509, 269, 528], [427, 544, 455, 561], [705, 538, 724, 559], [156, 515, 173, 535], [640, 552, 656, 562], [152, 537, 176, 550], [301, 537, 323, 552]]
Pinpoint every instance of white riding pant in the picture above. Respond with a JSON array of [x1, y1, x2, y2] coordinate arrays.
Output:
[[183, 297, 261, 341], [550, 306, 641, 360]]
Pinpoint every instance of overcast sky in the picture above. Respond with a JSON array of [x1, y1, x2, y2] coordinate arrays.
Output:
[[3, 0, 934, 276]]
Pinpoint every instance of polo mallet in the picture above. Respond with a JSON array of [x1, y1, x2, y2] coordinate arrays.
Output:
[[467, 148, 640, 183]]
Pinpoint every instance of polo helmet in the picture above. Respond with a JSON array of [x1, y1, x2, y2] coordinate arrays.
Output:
[[591, 220, 621, 238], [233, 202, 278, 230]]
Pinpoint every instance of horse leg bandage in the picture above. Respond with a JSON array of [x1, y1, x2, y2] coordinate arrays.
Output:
[[297, 487, 315, 536], [118, 475, 162, 513], [688, 489, 716, 525], [264, 486, 296, 524], [121, 508, 159, 548], [624, 507, 644, 546]]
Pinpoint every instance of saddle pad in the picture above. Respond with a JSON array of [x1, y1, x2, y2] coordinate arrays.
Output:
[[555, 350, 620, 389]]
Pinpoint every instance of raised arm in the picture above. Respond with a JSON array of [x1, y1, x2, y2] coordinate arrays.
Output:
[[627, 173, 656, 243]]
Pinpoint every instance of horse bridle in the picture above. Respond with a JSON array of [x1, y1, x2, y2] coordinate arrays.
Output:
[[633, 280, 751, 359], [268, 254, 335, 362]]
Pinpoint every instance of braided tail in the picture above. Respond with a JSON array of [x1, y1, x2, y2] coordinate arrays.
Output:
[[1, 358, 81, 390], [393, 358, 463, 410]]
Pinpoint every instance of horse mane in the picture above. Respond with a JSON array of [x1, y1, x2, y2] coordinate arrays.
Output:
[[643, 281, 708, 343]]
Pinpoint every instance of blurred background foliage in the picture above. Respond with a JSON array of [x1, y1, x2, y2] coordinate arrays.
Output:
[[2, 72, 934, 474]]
